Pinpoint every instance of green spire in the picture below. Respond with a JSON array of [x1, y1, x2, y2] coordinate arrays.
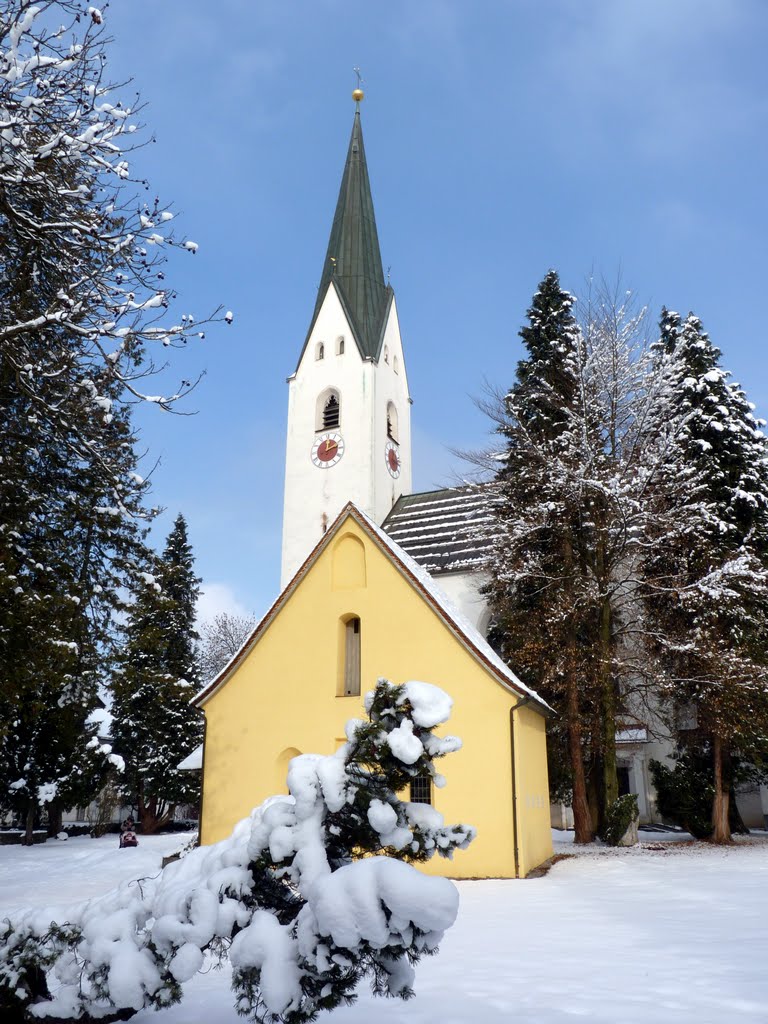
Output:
[[303, 108, 391, 362]]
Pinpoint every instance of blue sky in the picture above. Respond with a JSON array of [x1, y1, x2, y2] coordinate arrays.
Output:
[[104, 0, 768, 621]]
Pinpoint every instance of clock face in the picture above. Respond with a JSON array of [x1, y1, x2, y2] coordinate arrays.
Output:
[[385, 440, 401, 479], [311, 432, 345, 468]]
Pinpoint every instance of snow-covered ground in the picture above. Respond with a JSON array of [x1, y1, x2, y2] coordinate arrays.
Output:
[[2, 830, 767, 1023]]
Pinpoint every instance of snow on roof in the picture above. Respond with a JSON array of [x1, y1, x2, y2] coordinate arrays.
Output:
[[358, 508, 551, 713], [381, 486, 497, 574], [177, 745, 203, 770], [193, 502, 552, 716]]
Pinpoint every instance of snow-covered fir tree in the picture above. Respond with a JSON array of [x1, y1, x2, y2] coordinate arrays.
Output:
[[111, 515, 203, 833], [480, 273, 684, 839], [0, 2, 223, 839], [642, 310, 768, 842], [0, 678, 475, 1024], [482, 270, 598, 843]]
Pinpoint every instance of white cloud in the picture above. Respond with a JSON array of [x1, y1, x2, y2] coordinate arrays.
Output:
[[196, 581, 250, 625]]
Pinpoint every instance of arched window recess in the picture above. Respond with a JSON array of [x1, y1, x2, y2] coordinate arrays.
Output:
[[316, 388, 341, 432], [316, 342, 325, 361]]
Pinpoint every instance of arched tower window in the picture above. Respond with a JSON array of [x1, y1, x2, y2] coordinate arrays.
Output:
[[336, 336, 345, 355], [383, 345, 389, 364], [393, 355, 400, 374], [316, 388, 341, 431], [316, 342, 325, 361], [386, 401, 399, 443]]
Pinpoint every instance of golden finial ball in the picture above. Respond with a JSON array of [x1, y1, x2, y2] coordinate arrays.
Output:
[[352, 88, 364, 102]]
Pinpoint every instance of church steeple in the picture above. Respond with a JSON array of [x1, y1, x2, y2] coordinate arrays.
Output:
[[281, 89, 412, 588], [305, 105, 391, 362]]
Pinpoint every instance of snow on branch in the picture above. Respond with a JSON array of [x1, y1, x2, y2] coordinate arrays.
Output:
[[0, 0, 229, 429], [0, 678, 475, 1023]]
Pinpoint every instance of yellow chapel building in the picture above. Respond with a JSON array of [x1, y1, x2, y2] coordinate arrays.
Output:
[[193, 94, 553, 878]]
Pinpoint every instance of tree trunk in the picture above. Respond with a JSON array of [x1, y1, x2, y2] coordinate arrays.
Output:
[[562, 534, 594, 843], [599, 594, 618, 815], [566, 670, 594, 843], [138, 787, 174, 835], [22, 800, 36, 846], [46, 800, 63, 838], [711, 733, 731, 844]]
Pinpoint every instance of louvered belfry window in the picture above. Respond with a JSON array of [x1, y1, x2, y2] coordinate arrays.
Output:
[[323, 394, 340, 429]]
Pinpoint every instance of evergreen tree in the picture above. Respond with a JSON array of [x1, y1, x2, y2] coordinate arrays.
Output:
[[643, 311, 768, 841], [0, 2, 221, 840], [484, 270, 599, 843], [483, 274, 678, 839], [1, 679, 474, 1024], [111, 515, 203, 833]]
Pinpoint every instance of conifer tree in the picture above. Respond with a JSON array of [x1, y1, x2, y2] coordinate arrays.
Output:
[[482, 274, 676, 838], [0, 2, 222, 839], [484, 270, 599, 842], [111, 515, 203, 833], [643, 311, 768, 842], [1, 679, 474, 1024], [0, 291, 154, 842]]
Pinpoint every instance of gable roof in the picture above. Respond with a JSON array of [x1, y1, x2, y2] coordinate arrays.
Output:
[[381, 485, 497, 574], [299, 110, 392, 367], [192, 502, 552, 717]]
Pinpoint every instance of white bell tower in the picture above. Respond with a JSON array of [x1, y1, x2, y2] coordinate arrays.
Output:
[[280, 92, 412, 586]]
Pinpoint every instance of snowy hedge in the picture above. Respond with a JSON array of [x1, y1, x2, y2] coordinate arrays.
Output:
[[0, 678, 475, 1023]]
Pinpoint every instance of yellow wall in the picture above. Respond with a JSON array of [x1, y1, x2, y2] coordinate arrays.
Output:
[[513, 704, 553, 877], [199, 518, 553, 878]]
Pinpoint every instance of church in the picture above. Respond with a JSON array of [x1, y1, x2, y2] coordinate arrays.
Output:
[[192, 91, 554, 878]]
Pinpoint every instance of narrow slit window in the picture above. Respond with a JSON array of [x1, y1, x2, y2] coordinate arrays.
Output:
[[316, 342, 325, 361], [323, 394, 340, 429], [343, 617, 361, 696], [336, 336, 345, 355], [410, 776, 432, 805]]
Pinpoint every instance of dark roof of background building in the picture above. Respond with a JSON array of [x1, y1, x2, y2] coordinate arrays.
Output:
[[381, 486, 496, 575], [299, 108, 392, 366]]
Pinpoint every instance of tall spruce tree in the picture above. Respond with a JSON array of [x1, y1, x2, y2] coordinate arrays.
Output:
[[111, 515, 203, 833], [485, 270, 599, 842], [0, 3, 221, 840], [643, 311, 768, 842], [483, 274, 678, 839]]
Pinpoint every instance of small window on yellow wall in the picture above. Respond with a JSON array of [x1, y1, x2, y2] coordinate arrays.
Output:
[[410, 776, 432, 804], [343, 617, 361, 696]]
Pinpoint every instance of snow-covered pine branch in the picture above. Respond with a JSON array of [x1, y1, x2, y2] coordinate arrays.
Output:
[[0, 678, 475, 1023]]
